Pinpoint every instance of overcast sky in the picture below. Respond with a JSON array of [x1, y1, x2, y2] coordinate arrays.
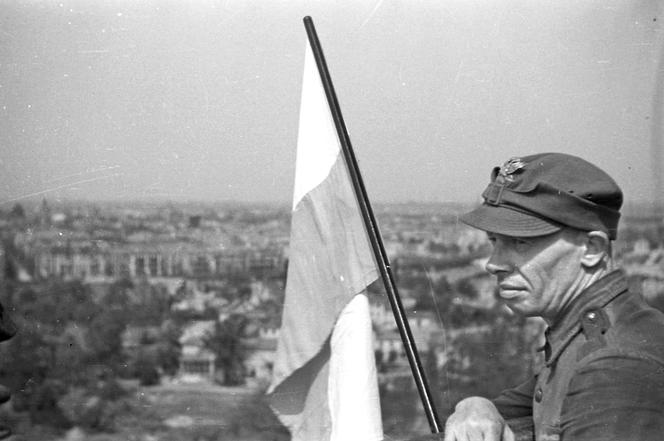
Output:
[[1, 0, 663, 207]]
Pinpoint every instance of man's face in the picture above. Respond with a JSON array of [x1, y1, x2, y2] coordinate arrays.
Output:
[[485, 229, 586, 322]]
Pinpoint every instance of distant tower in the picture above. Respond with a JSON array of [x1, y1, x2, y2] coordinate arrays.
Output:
[[39, 198, 51, 228], [189, 215, 201, 228]]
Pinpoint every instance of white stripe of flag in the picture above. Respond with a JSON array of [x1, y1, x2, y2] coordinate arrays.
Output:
[[268, 38, 384, 441]]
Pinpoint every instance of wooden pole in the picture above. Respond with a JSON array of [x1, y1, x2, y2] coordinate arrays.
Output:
[[303, 16, 443, 434]]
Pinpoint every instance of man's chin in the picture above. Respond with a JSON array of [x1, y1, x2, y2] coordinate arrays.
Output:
[[501, 301, 534, 317]]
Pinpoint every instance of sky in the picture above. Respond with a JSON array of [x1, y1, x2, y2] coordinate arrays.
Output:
[[1, 0, 663, 207]]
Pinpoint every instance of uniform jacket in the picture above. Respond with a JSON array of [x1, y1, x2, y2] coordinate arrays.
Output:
[[494, 270, 664, 441]]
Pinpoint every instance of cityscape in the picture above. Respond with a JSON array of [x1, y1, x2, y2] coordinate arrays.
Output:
[[0, 198, 662, 441], [2, 2, 661, 440]]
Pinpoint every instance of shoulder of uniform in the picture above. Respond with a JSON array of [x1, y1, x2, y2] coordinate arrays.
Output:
[[576, 299, 664, 364], [577, 309, 609, 360]]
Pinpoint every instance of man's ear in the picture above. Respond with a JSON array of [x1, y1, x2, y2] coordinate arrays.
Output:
[[581, 231, 610, 269]]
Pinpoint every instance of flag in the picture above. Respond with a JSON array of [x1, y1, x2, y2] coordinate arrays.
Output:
[[267, 37, 384, 441]]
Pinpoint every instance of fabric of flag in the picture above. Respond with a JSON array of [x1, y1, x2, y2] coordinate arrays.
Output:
[[267, 39, 384, 441]]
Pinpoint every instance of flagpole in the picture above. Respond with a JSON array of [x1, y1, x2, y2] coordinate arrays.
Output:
[[303, 16, 443, 434]]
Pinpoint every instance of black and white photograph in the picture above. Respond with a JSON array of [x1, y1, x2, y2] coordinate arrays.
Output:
[[1, 1, 663, 440]]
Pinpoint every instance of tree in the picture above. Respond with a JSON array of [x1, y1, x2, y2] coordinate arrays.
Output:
[[1, 279, 128, 425], [128, 281, 172, 325], [456, 277, 479, 300], [134, 350, 160, 386], [154, 320, 181, 377], [86, 309, 127, 371], [415, 276, 453, 312], [9, 203, 25, 220], [1, 319, 68, 425], [441, 310, 540, 403], [204, 314, 249, 385]]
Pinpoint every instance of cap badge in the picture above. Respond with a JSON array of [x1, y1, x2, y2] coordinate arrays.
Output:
[[499, 157, 526, 181]]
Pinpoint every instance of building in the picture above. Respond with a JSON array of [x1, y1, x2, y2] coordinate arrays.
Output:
[[177, 320, 217, 383], [31, 240, 285, 282]]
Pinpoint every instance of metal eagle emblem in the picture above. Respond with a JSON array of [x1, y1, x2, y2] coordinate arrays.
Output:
[[499, 157, 526, 180]]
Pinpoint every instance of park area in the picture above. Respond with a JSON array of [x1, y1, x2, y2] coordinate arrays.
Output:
[[5, 382, 288, 441]]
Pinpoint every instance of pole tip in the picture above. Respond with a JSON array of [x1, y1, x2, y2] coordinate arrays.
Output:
[[303, 16, 313, 24]]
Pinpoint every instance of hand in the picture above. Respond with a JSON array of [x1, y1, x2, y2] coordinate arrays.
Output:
[[444, 397, 515, 441]]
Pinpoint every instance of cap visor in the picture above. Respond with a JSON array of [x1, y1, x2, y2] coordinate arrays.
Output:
[[460, 204, 562, 237]]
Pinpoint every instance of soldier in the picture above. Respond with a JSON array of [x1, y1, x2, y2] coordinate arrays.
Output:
[[443, 153, 664, 441]]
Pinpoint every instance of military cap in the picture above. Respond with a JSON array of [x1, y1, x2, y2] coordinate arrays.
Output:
[[460, 152, 623, 239]]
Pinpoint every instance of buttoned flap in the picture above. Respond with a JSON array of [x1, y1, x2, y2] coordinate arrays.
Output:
[[577, 308, 609, 361]]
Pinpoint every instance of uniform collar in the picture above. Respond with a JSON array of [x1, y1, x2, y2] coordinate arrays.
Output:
[[542, 269, 628, 366]]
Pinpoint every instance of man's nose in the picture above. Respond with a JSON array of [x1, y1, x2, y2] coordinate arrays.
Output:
[[485, 245, 511, 275]]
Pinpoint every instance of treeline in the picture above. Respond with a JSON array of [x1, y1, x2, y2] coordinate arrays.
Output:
[[0, 277, 180, 433]]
